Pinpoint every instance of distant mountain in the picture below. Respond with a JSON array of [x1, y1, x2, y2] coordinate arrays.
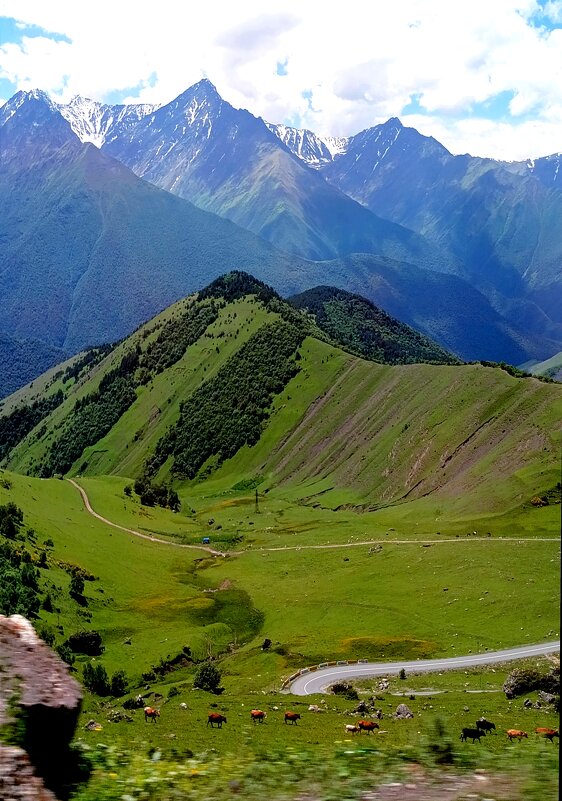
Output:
[[265, 123, 347, 169], [58, 95, 159, 148], [0, 333, 67, 399], [0, 90, 314, 353], [304, 118, 562, 349], [100, 79, 455, 269], [1, 86, 559, 392], [500, 153, 562, 191]]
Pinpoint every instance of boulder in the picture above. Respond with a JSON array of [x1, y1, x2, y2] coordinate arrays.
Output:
[[0, 615, 83, 797], [0, 745, 58, 800], [395, 703, 414, 719]]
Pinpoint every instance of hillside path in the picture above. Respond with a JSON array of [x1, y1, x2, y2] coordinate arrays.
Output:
[[288, 641, 561, 695], [67, 478, 228, 556]]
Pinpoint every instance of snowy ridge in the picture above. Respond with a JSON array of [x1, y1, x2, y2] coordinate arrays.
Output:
[[58, 96, 159, 147], [0, 89, 58, 125], [267, 123, 348, 167]]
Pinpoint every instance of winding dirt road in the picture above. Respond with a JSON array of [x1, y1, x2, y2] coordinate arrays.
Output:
[[67, 478, 228, 556]]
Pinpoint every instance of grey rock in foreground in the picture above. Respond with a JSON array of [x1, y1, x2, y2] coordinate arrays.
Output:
[[0, 615, 83, 797], [0, 745, 58, 800]]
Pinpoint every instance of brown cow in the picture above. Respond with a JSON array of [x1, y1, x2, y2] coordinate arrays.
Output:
[[250, 709, 266, 723], [284, 711, 301, 724], [358, 720, 379, 734], [535, 727, 559, 742], [507, 729, 528, 741], [207, 712, 227, 728], [144, 706, 160, 723]]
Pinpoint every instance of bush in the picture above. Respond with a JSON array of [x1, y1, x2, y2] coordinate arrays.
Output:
[[55, 644, 75, 667], [330, 681, 359, 700], [65, 630, 104, 656], [193, 663, 222, 693], [110, 670, 128, 697], [70, 573, 85, 599], [83, 663, 110, 696]]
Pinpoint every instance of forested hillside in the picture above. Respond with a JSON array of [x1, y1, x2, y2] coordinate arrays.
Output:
[[1, 273, 559, 521]]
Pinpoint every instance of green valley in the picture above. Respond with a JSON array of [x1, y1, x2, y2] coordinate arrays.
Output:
[[0, 272, 559, 799]]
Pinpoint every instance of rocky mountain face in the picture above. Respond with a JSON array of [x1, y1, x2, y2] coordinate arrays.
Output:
[[266, 123, 347, 168], [100, 79, 452, 267], [312, 118, 562, 350], [0, 81, 561, 395], [58, 95, 159, 148]]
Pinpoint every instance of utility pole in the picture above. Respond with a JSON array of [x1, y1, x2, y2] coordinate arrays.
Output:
[[254, 488, 260, 514]]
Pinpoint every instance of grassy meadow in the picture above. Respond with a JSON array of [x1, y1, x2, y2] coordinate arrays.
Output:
[[0, 469, 558, 688], [0, 287, 560, 798]]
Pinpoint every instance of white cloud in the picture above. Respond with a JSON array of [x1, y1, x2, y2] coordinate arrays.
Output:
[[0, 0, 560, 158]]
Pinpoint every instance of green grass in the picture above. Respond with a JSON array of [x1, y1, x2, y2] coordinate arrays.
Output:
[[1, 471, 558, 685]]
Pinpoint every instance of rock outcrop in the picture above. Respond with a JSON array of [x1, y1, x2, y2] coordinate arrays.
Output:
[[395, 703, 414, 719], [0, 745, 58, 800], [0, 615, 83, 798]]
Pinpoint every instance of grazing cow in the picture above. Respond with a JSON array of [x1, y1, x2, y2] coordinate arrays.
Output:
[[476, 718, 496, 733], [284, 711, 301, 725], [345, 724, 360, 735], [358, 720, 379, 734], [460, 727, 484, 743], [507, 729, 528, 741], [250, 709, 266, 723], [144, 706, 160, 723], [535, 727, 559, 742], [207, 713, 227, 728]]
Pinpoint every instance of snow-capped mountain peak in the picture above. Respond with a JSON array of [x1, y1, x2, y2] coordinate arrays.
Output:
[[0, 89, 58, 125], [267, 123, 349, 168], [58, 96, 159, 147]]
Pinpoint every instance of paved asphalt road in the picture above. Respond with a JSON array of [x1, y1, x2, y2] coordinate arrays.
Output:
[[288, 641, 560, 695]]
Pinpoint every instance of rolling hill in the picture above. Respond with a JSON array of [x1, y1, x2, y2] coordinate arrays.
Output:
[[2, 273, 559, 524]]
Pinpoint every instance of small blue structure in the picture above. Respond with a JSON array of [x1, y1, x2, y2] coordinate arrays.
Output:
[[202, 536, 211, 545]]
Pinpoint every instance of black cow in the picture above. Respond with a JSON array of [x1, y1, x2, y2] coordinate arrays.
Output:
[[460, 727, 485, 743]]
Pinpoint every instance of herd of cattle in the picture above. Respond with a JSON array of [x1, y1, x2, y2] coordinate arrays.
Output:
[[143, 707, 558, 744]]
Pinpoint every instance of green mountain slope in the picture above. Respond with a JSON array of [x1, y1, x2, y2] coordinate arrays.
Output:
[[288, 285, 458, 364], [2, 273, 560, 523]]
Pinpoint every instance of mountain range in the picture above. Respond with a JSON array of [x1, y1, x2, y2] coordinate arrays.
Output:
[[1, 81, 561, 396]]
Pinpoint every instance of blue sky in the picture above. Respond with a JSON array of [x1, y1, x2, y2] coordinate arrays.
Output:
[[0, 0, 560, 159]]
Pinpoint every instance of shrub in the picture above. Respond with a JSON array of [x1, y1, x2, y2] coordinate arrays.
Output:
[[69, 573, 85, 598], [55, 644, 75, 667], [83, 663, 110, 696], [110, 670, 128, 697], [65, 630, 104, 656], [503, 666, 560, 698], [330, 681, 359, 700], [193, 663, 222, 693]]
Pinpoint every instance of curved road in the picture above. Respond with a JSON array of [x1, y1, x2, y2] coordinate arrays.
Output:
[[288, 641, 560, 695], [67, 478, 559, 690]]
